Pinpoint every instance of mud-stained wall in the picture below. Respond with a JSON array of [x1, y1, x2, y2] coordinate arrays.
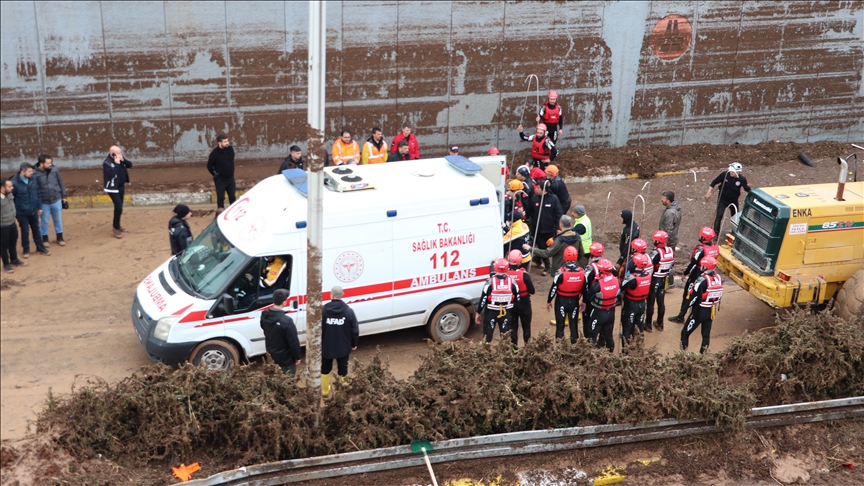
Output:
[[1, 1, 861, 170]]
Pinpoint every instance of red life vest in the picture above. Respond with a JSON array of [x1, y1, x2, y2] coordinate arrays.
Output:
[[531, 136, 551, 161], [540, 103, 561, 125], [592, 274, 620, 310], [506, 269, 529, 297], [556, 266, 585, 297], [624, 271, 652, 301], [487, 275, 515, 309], [702, 243, 719, 259], [690, 242, 704, 260], [652, 246, 675, 277], [700, 273, 723, 307]]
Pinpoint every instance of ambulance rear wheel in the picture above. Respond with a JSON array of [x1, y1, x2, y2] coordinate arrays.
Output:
[[190, 340, 240, 371], [834, 269, 864, 321], [427, 303, 470, 342]]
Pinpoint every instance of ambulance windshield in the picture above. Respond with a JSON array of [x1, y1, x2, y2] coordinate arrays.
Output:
[[174, 221, 250, 298]]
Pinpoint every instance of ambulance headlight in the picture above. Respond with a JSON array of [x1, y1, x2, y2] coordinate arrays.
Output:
[[153, 317, 179, 342]]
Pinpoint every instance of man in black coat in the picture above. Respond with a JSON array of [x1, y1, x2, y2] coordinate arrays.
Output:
[[321, 285, 359, 397], [279, 145, 304, 172], [617, 209, 640, 268], [102, 145, 132, 238], [705, 162, 751, 234], [207, 134, 236, 213], [168, 204, 193, 255], [11, 163, 49, 257], [260, 289, 302, 377]]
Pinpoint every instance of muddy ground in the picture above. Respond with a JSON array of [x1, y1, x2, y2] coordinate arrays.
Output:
[[1, 141, 861, 484]]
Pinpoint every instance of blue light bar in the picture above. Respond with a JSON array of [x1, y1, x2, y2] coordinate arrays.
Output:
[[469, 199, 481, 206], [480, 197, 489, 204], [387, 210, 397, 217], [296, 221, 307, 228]]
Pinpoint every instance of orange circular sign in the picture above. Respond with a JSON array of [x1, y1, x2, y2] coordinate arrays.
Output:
[[650, 15, 692, 60]]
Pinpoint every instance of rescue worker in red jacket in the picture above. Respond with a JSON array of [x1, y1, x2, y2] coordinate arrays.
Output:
[[645, 230, 674, 332], [506, 250, 535, 347], [620, 253, 653, 347], [581, 258, 620, 352], [517, 123, 558, 169], [681, 256, 723, 353], [548, 246, 585, 343], [536, 90, 564, 143], [476, 258, 520, 344], [582, 242, 605, 339], [620, 237, 649, 280], [669, 227, 719, 324]]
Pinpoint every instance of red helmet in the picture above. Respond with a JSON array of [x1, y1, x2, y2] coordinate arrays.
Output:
[[494, 258, 509, 274], [596, 258, 615, 274], [630, 238, 648, 253], [652, 230, 668, 244], [488, 147, 500, 155], [564, 246, 579, 262], [633, 253, 652, 269], [699, 227, 716, 242], [508, 249, 522, 266], [700, 256, 718, 270], [548, 90, 558, 99], [536, 123, 547, 132], [589, 242, 604, 257]]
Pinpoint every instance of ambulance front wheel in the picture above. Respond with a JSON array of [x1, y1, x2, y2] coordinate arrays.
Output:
[[427, 303, 471, 342], [190, 339, 240, 371]]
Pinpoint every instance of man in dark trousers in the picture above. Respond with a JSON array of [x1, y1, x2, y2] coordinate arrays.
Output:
[[582, 258, 620, 352], [260, 288, 302, 376], [669, 227, 718, 324], [1, 178, 27, 273], [617, 209, 640, 269], [547, 246, 585, 343], [681, 256, 723, 354], [321, 285, 359, 397], [207, 134, 236, 213], [102, 145, 132, 239], [706, 162, 751, 234], [619, 253, 652, 347], [279, 145, 304, 172], [545, 164, 571, 212], [168, 204, 194, 256], [476, 258, 520, 344], [582, 242, 605, 339], [645, 230, 674, 332], [506, 250, 535, 348], [12, 163, 49, 256], [517, 123, 557, 169], [658, 191, 681, 249], [536, 90, 564, 143], [529, 179, 563, 275]]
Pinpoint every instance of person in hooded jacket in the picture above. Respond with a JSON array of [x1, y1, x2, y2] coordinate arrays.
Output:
[[530, 216, 584, 277], [260, 288, 302, 376], [617, 209, 640, 267], [658, 191, 681, 248], [545, 165, 571, 212], [321, 286, 359, 397], [529, 179, 563, 274], [168, 204, 193, 255]]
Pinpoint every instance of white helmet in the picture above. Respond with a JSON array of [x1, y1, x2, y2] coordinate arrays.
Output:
[[728, 162, 743, 173]]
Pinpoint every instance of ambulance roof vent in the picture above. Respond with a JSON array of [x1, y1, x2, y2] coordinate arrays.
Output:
[[445, 155, 482, 175], [322, 167, 377, 193], [282, 168, 308, 197]]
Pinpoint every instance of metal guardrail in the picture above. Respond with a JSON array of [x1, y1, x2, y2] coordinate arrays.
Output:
[[185, 396, 864, 485]]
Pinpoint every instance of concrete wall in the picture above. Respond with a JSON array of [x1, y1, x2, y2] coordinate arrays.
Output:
[[1, 0, 861, 170]]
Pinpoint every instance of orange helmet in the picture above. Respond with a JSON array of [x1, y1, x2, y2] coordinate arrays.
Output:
[[699, 227, 716, 242], [488, 147, 500, 155], [508, 179, 522, 191], [700, 256, 718, 270], [564, 246, 579, 262], [596, 258, 615, 274], [633, 253, 652, 269], [652, 230, 668, 244], [630, 238, 648, 253], [536, 123, 547, 132], [494, 258, 509, 274], [545, 164, 559, 177], [589, 242, 604, 257], [508, 249, 523, 266]]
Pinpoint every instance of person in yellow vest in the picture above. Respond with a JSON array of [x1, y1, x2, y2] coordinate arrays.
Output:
[[261, 255, 287, 288], [331, 130, 360, 165], [502, 211, 531, 268], [361, 127, 389, 165], [571, 205, 592, 266]]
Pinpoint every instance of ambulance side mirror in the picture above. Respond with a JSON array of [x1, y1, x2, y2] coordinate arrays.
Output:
[[209, 293, 235, 318]]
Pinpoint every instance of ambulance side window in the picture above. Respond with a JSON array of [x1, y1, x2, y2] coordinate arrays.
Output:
[[228, 255, 293, 314], [229, 259, 262, 313]]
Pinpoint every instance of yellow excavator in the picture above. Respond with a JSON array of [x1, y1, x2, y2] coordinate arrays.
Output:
[[716, 146, 863, 319]]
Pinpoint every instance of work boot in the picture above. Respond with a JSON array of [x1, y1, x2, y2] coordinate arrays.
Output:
[[321, 374, 331, 397], [57, 233, 66, 246], [338, 375, 346, 385], [113, 228, 123, 239], [3, 264, 12, 273], [36, 246, 50, 256], [42, 235, 50, 248], [667, 315, 684, 323]]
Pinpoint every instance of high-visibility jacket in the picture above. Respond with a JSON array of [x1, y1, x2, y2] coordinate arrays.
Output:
[[331, 139, 361, 165], [573, 214, 592, 253], [361, 138, 388, 164]]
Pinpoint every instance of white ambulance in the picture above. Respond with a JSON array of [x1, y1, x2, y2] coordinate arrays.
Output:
[[132, 156, 507, 369]]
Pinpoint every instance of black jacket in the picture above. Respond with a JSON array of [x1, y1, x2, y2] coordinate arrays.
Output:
[[322, 299, 359, 359], [710, 171, 751, 201], [34, 167, 66, 204], [618, 209, 641, 264], [529, 192, 563, 236], [102, 156, 132, 193], [259, 309, 302, 366], [279, 155, 304, 172], [388, 151, 414, 162], [11, 173, 42, 216], [168, 216, 193, 255], [548, 177, 571, 212], [207, 146, 236, 179]]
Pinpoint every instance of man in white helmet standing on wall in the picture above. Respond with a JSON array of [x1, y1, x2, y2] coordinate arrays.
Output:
[[706, 162, 751, 235]]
